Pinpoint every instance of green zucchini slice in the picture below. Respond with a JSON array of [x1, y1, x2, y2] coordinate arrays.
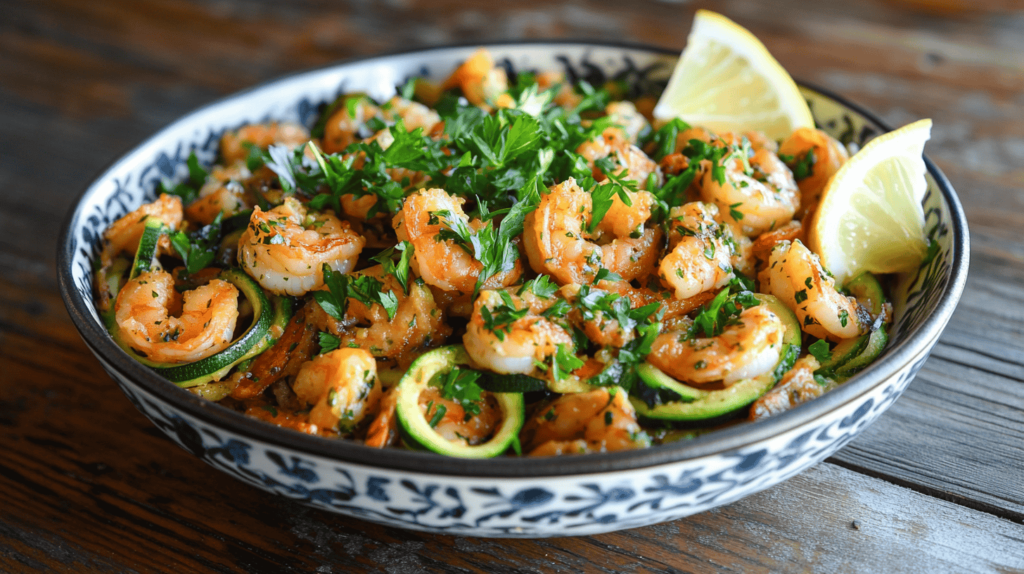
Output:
[[630, 293, 801, 421], [836, 325, 889, 378], [395, 346, 525, 458], [477, 372, 548, 393], [130, 218, 165, 279], [109, 269, 291, 388]]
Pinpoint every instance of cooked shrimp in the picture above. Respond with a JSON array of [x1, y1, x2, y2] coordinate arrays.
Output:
[[292, 348, 382, 433], [441, 47, 514, 111], [307, 265, 451, 368], [364, 388, 400, 448], [463, 288, 573, 377], [658, 202, 735, 300], [605, 101, 650, 144], [749, 356, 823, 421], [759, 239, 868, 341], [101, 194, 183, 268], [778, 127, 849, 218], [382, 96, 442, 133], [184, 163, 253, 225], [576, 127, 661, 190], [237, 197, 365, 296], [419, 386, 503, 446], [393, 188, 522, 295], [535, 70, 582, 110], [522, 178, 662, 285], [648, 304, 785, 385], [114, 270, 238, 364], [700, 141, 800, 237], [522, 388, 649, 456], [220, 122, 310, 165]]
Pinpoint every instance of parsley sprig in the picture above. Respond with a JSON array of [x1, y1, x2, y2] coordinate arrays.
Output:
[[169, 212, 223, 276], [436, 368, 486, 419], [314, 264, 400, 322], [685, 286, 760, 340], [158, 152, 208, 205]]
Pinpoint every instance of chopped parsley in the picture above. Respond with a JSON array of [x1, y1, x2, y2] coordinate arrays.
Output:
[[315, 264, 399, 322], [169, 212, 222, 276]]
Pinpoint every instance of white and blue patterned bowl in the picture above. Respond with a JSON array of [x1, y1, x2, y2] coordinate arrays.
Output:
[[57, 42, 969, 537]]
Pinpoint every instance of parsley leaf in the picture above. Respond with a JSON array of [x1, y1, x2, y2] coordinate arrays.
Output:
[[316, 265, 400, 322], [808, 339, 832, 363], [370, 241, 414, 294], [437, 368, 486, 417], [550, 343, 585, 382], [318, 332, 342, 355], [480, 291, 529, 342], [169, 212, 222, 276], [158, 151, 208, 205], [687, 287, 760, 340]]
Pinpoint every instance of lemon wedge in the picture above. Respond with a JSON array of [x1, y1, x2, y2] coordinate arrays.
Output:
[[807, 119, 932, 284], [653, 9, 814, 141]]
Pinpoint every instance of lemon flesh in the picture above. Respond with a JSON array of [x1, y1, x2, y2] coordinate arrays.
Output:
[[653, 9, 814, 142], [808, 119, 932, 285]]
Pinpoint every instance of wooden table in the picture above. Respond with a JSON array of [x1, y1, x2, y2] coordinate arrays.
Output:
[[3, 0, 1023, 571]]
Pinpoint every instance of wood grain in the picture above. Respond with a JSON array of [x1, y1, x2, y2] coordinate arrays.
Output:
[[3, 0, 1024, 571]]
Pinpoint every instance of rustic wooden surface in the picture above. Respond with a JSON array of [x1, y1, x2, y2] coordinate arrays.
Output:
[[2, 0, 1024, 572]]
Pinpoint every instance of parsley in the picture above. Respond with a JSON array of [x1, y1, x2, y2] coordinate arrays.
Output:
[[687, 287, 760, 340], [169, 212, 222, 276], [645, 118, 692, 161], [428, 403, 447, 428], [522, 274, 558, 299], [399, 77, 417, 100], [315, 265, 399, 321], [788, 149, 816, 180], [437, 368, 485, 417], [839, 309, 849, 328], [318, 332, 342, 355], [480, 291, 529, 341], [795, 289, 808, 304], [370, 241, 414, 294], [808, 339, 832, 363], [158, 151, 208, 205], [550, 343, 585, 382], [729, 202, 744, 221]]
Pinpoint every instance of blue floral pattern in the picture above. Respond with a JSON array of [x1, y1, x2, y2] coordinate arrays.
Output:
[[68, 44, 959, 537]]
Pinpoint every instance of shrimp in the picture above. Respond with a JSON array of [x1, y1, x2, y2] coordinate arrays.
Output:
[[778, 127, 849, 218], [237, 197, 365, 296], [648, 304, 785, 385], [749, 356, 823, 421], [364, 388, 400, 448], [382, 96, 442, 134], [535, 70, 582, 110], [604, 101, 650, 144], [184, 163, 253, 225], [658, 202, 736, 300], [292, 348, 382, 433], [759, 239, 868, 342], [393, 188, 522, 295], [522, 178, 662, 285], [220, 122, 310, 165], [419, 386, 503, 446], [700, 140, 800, 237], [307, 265, 451, 368], [114, 270, 238, 364], [462, 288, 573, 377], [576, 127, 661, 190], [440, 47, 514, 111], [521, 388, 649, 456], [101, 194, 183, 268]]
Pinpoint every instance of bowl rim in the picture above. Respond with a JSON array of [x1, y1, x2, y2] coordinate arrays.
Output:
[[57, 39, 970, 478]]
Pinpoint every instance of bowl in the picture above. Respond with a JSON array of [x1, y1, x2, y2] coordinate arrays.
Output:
[[57, 41, 969, 537]]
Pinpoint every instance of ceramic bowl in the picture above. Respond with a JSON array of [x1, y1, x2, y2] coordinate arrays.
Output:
[[57, 42, 969, 537]]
